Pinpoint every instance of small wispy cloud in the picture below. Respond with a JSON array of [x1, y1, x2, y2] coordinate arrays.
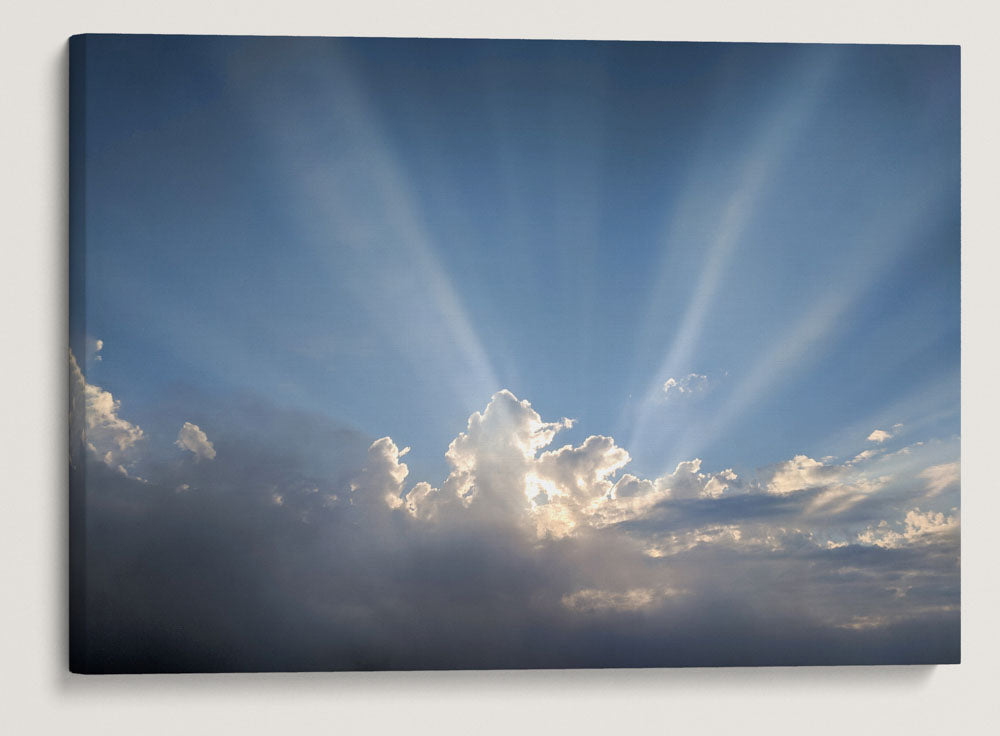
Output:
[[662, 373, 708, 398], [867, 423, 903, 444], [920, 461, 960, 497]]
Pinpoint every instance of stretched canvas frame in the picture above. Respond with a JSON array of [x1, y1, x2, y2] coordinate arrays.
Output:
[[69, 34, 961, 673]]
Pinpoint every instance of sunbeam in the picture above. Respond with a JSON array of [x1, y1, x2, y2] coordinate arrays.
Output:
[[69, 36, 960, 672], [250, 42, 502, 419], [624, 48, 840, 453], [660, 175, 957, 475]]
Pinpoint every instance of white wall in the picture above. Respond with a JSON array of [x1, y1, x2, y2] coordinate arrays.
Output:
[[2, 2, 997, 733]]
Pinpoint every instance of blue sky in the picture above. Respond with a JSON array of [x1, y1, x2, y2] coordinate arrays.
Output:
[[73, 37, 958, 483], [69, 36, 960, 671]]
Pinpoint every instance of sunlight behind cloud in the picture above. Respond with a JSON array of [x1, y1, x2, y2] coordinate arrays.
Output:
[[68, 37, 961, 672]]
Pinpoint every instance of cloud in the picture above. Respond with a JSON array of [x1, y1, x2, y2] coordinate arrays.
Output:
[[561, 586, 682, 613], [175, 422, 217, 460], [760, 454, 846, 494], [920, 461, 960, 497], [391, 390, 744, 537], [660, 459, 739, 500], [662, 373, 708, 398], [386, 392, 955, 550], [850, 448, 882, 464], [867, 429, 894, 443], [393, 390, 576, 524], [71, 382, 960, 672], [69, 349, 144, 468], [352, 436, 409, 509], [535, 435, 631, 504], [856, 508, 959, 548]]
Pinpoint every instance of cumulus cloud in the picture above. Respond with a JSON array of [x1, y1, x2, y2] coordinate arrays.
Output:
[[391, 390, 577, 526], [856, 508, 959, 548], [352, 436, 410, 509], [375, 392, 956, 552], [661, 459, 739, 500], [175, 422, 217, 460], [387, 390, 744, 537], [69, 349, 144, 468], [867, 429, 894, 443], [663, 373, 708, 398]]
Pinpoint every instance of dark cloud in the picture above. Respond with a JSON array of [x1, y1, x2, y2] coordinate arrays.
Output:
[[71, 464, 959, 671], [70, 374, 959, 672]]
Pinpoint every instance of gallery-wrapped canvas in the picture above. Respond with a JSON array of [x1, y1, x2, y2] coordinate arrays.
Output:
[[69, 35, 960, 673]]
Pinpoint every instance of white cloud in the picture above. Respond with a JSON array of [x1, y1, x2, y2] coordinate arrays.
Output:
[[391, 390, 744, 537], [856, 508, 959, 548], [70, 348, 144, 468], [902, 508, 959, 537], [389, 390, 606, 532], [639, 459, 740, 502], [920, 462, 960, 497], [610, 473, 655, 499], [383, 390, 948, 546], [806, 475, 891, 515], [662, 373, 708, 398], [760, 455, 845, 494], [849, 448, 882, 464], [643, 523, 821, 557], [427, 390, 574, 518], [137, 384, 953, 576], [534, 435, 630, 504], [867, 429, 893, 443], [175, 421, 217, 461], [352, 436, 411, 510], [400, 480, 437, 518], [756, 452, 898, 518]]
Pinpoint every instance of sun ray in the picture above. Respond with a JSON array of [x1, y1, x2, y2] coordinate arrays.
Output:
[[251, 43, 502, 413], [625, 49, 841, 453], [662, 179, 957, 474]]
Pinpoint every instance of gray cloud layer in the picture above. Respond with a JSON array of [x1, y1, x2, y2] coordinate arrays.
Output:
[[70, 353, 959, 672]]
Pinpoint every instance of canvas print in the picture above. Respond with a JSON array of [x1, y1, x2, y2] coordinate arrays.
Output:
[[69, 35, 960, 673]]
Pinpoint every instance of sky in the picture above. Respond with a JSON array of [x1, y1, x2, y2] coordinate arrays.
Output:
[[69, 36, 960, 672]]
